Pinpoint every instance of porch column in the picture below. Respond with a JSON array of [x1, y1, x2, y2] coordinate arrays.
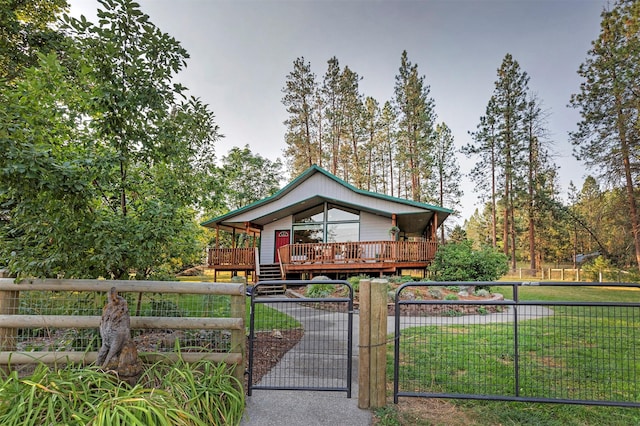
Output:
[[391, 213, 397, 227], [432, 213, 438, 241], [244, 222, 251, 248]]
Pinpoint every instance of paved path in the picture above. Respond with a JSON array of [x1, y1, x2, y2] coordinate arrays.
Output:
[[241, 302, 553, 426], [241, 303, 370, 426]]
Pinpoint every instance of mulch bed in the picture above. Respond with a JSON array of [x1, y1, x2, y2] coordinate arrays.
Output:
[[244, 328, 304, 391]]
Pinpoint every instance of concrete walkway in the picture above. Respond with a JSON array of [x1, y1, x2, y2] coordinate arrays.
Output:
[[241, 303, 553, 426], [241, 304, 371, 426]]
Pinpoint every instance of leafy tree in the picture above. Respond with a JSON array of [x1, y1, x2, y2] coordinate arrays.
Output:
[[0, 0, 220, 279], [0, 0, 68, 82], [428, 240, 508, 282], [219, 145, 282, 211], [569, 0, 640, 272]]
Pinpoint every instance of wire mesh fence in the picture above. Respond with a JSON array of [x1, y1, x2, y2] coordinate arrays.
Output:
[[8, 290, 234, 353], [248, 280, 353, 396], [0, 279, 245, 372], [393, 282, 640, 407]]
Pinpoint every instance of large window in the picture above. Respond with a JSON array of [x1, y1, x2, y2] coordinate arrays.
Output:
[[293, 203, 359, 243]]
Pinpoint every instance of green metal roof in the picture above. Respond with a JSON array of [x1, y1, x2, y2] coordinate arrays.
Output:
[[200, 164, 453, 228]]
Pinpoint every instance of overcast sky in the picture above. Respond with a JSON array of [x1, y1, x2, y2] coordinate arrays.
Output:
[[68, 0, 607, 224]]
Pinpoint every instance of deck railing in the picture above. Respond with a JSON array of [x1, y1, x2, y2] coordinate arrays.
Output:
[[207, 247, 256, 267], [277, 241, 438, 266]]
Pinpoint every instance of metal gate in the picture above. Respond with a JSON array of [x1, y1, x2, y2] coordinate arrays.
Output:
[[393, 281, 640, 407], [247, 280, 354, 397]]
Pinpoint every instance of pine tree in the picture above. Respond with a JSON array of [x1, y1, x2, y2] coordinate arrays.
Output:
[[282, 57, 318, 175], [432, 122, 463, 242], [464, 97, 499, 247], [570, 0, 640, 272], [321, 57, 344, 175], [393, 50, 437, 202]]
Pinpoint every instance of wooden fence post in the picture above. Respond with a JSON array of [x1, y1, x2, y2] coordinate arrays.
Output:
[[358, 279, 371, 409], [358, 278, 388, 409], [230, 276, 247, 391], [0, 270, 18, 374]]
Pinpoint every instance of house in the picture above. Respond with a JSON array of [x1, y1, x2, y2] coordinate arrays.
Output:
[[201, 165, 452, 281]]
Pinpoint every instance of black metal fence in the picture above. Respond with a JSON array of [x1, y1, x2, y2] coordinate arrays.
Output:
[[247, 280, 353, 397], [393, 281, 640, 407]]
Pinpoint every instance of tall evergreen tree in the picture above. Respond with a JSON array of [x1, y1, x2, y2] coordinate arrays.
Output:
[[282, 57, 318, 175], [393, 50, 437, 202], [494, 54, 529, 268], [432, 122, 462, 242], [379, 101, 398, 196], [362, 96, 382, 192], [464, 98, 499, 247], [340, 65, 364, 184], [321, 57, 344, 175], [570, 0, 640, 272]]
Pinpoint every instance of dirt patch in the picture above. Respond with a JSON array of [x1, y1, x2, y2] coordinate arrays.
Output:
[[376, 397, 478, 426], [244, 328, 304, 391]]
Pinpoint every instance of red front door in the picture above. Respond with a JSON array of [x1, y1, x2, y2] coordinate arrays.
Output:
[[274, 230, 290, 263]]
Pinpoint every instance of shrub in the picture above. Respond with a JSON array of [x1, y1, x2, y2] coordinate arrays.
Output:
[[444, 294, 459, 300], [306, 283, 335, 298], [428, 240, 508, 282], [475, 289, 490, 297], [348, 275, 370, 293]]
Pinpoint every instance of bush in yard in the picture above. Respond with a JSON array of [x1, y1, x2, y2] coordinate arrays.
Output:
[[428, 240, 508, 283], [0, 356, 245, 426], [306, 283, 335, 298]]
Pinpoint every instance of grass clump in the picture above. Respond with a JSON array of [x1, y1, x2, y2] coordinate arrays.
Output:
[[0, 356, 245, 426]]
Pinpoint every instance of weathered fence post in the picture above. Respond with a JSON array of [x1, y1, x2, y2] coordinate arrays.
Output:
[[230, 276, 247, 390], [358, 278, 388, 409], [0, 271, 18, 374]]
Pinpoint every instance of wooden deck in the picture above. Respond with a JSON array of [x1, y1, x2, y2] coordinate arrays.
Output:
[[277, 241, 438, 277], [206, 247, 258, 281], [206, 241, 438, 279]]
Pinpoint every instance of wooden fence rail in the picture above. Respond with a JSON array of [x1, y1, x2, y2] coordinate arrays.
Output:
[[0, 278, 246, 385]]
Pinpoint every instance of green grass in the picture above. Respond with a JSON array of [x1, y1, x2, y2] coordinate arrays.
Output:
[[495, 283, 640, 303], [386, 284, 640, 425], [251, 300, 301, 331]]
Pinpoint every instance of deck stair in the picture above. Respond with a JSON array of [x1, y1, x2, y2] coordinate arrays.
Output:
[[256, 263, 285, 294]]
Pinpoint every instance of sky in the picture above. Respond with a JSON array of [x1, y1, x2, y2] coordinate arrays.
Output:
[[68, 0, 608, 225]]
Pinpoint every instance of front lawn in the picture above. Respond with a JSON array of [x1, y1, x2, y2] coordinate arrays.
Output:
[[381, 284, 640, 425]]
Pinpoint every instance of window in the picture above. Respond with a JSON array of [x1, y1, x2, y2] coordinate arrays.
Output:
[[292, 203, 359, 243]]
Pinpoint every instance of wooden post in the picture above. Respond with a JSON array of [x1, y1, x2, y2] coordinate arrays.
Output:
[[358, 279, 371, 409], [358, 278, 388, 409], [0, 270, 18, 374], [230, 276, 246, 392], [370, 278, 388, 408]]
